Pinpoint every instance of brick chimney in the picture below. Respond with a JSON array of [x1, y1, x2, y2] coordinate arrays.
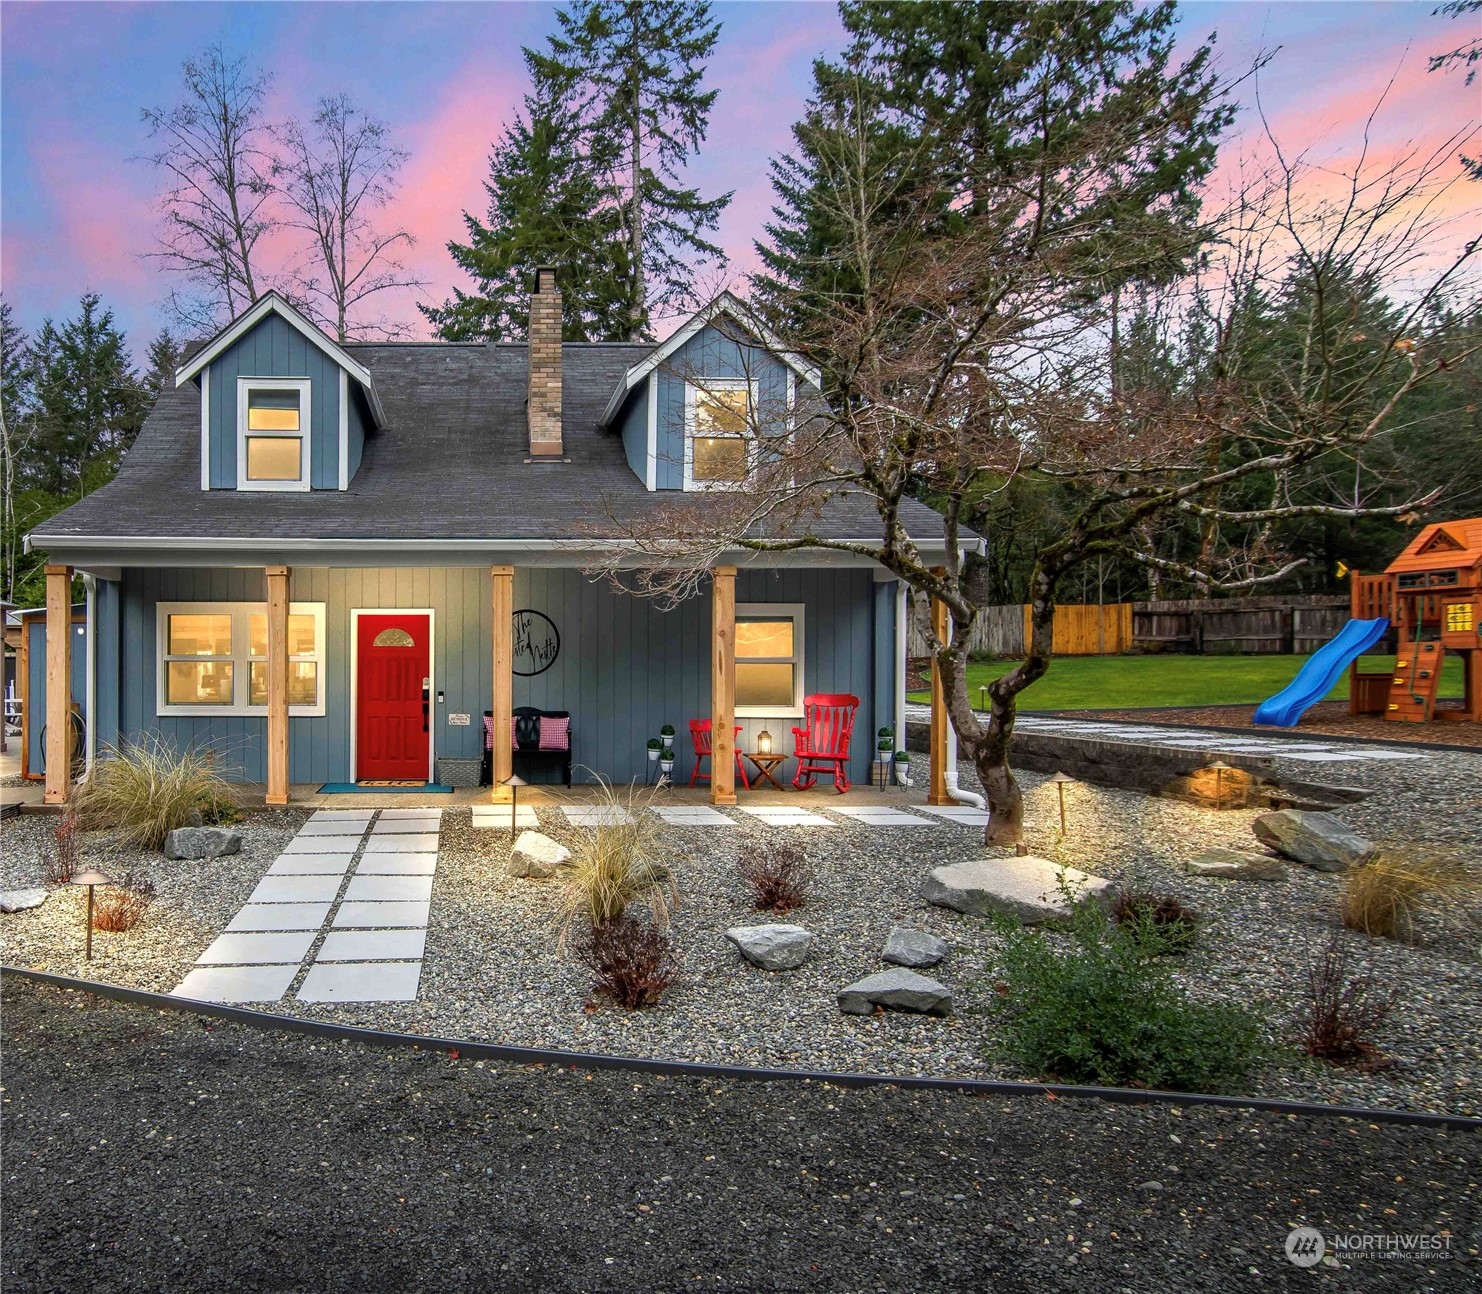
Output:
[[527, 266, 563, 457]]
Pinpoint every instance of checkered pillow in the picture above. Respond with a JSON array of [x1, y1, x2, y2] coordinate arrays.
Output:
[[539, 716, 570, 751]]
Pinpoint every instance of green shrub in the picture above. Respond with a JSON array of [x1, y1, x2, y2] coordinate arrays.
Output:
[[986, 899, 1262, 1093], [1109, 886, 1200, 955], [74, 736, 239, 851]]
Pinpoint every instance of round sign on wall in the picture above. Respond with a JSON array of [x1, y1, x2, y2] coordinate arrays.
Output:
[[512, 609, 560, 677]]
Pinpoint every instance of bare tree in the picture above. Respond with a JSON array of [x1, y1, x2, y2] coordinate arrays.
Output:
[[274, 95, 425, 341], [139, 44, 278, 331], [589, 99, 1480, 845]]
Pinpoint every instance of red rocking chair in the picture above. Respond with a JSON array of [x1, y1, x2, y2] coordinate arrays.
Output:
[[688, 720, 750, 789], [791, 693, 860, 793]]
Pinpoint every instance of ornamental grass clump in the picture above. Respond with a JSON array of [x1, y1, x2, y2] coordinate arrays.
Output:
[[74, 736, 239, 851], [574, 916, 682, 1009], [986, 897, 1262, 1093], [1341, 848, 1482, 942], [92, 870, 157, 933], [1301, 929, 1397, 1065], [556, 777, 677, 944], [737, 842, 808, 913]]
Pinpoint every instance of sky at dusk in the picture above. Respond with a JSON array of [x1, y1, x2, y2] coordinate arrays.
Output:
[[2, 0, 1477, 351]]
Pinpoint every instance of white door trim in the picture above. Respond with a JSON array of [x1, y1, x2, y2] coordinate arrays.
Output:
[[349, 607, 436, 783]]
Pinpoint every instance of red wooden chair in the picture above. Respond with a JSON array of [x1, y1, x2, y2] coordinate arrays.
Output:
[[791, 694, 860, 793], [688, 720, 750, 789]]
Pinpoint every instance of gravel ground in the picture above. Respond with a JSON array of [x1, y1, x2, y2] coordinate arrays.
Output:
[[2, 745, 1478, 1115], [1072, 702, 1482, 749], [0, 808, 310, 987], [3, 978, 1477, 1294]]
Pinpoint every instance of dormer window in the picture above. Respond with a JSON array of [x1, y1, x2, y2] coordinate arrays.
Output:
[[684, 380, 753, 489], [237, 378, 311, 491]]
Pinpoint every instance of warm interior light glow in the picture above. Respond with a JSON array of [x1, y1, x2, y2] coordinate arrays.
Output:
[[245, 435, 303, 481], [757, 729, 772, 754]]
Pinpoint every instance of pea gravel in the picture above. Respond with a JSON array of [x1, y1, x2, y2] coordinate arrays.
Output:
[[2, 742, 1478, 1116], [3, 979, 1477, 1294]]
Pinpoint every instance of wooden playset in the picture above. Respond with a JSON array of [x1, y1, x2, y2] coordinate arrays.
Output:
[[1350, 516, 1482, 724]]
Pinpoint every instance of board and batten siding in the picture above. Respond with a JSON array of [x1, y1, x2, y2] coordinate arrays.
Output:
[[653, 324, 798, 491], [105, 565, 892, 786], [203, 313, 344, 490], [617, 375, 650, 484]]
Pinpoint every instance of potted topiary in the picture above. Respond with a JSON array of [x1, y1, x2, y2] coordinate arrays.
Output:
[[659, 746, 676, 775], [646, 737, 662, 763], [894, 750, 911, 786], [660, 723, 676, 745]]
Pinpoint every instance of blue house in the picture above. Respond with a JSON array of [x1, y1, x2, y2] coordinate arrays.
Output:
[[27, 270, 954, 805]]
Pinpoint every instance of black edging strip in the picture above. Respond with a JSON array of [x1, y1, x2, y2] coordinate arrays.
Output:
[[6, 966, 1479, 1132]]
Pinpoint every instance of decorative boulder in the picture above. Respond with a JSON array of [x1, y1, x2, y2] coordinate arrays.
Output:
[[0, 888, 49, 914], [1179, 847, 1287, 881], [724, 923, 812, 971], [163, 826, 241, 860], [1251, 810, 1375, 872], [838, 969, 953, 1017], [921, 857, 1112, 924], [881, 926, 948, 968], [507, 831, 571, 879]]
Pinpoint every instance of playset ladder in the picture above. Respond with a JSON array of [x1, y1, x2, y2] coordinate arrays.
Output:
[[1386, 639, 1445, 723]]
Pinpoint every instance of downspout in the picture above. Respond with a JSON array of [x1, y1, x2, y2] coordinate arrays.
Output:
[[893, 582, 907, 754], [83, 572, 96, 780], [944, 538, 987, 810]]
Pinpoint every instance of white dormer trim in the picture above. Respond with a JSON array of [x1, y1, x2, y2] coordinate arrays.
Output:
[[338, 369, 350, 491], [599, 292, 822, 427], [236, 377, 312, 493], [174, 290, 386, 428], [644, 371, 658, 490], [199, 366, 211, 491]]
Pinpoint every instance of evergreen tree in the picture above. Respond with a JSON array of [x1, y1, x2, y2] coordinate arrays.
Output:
[[422, 82, 632, 341], [140, 328, 184, 426], [536, 0, 731, 335], [1, 298, 37, 603], [27, 294, 142, 498]]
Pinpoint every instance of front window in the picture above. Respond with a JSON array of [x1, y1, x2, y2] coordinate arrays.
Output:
[[237, 379, 311, 490], [735, 602, 804, 716], [157, 602, 326, 716], [686, 382, 752, 487]]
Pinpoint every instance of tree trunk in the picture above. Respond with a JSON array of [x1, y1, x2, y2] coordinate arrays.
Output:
[[975, 699, 1023, 846]]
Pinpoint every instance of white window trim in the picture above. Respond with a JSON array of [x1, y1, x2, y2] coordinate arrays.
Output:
[[156, 601, 327, 717], [735, 601, 805, 718], [199, 366, 211, 491], [682, 377, 758, 492], [236, 377, 312, 492]]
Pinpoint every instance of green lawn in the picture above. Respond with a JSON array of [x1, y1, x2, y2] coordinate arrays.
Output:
[[907, 653, 1466, 712]]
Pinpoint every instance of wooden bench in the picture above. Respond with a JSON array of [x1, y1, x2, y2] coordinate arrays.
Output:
[[481, 707, 572, 786]]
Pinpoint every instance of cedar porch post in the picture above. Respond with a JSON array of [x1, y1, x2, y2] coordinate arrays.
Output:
[[490, 565, 514, 800], [264, 565, 290, 805], [928, 568, 952, 806], [43, 564, 73, 805], [711, 564, 737, 805]]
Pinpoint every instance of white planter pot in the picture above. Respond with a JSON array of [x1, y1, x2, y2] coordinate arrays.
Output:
[[895, 765, 912, 787], [647, 749, 661, 761], [659, 761, 675, 774]]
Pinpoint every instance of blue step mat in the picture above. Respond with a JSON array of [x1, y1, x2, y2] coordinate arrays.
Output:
[[316, 782, 454, 794]]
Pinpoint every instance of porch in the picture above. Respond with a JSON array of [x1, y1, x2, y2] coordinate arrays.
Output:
[[35, 557, 960, 812]]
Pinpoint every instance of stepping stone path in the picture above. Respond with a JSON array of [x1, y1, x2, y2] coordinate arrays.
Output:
[[471, 804, 541, 830], [651, 805, 737, 826], [838, 968, 953, 1016], [831, 807, 935, 827], [916, 804, 990, 827], [737, 806, 835, 827], [561, 806, 634, 827], [921, 856, 1112, 924], [724, 923, 813, 970], [173, 806, 442, 1004], [1252, 809, 1377, 872], [881, 926, 948, 968]]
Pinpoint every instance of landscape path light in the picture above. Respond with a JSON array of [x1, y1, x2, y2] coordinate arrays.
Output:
[[1204, 760, 1234, 811], [70, 868, 113, 961], [1047, 770, 1076, 835], [500, 773, 528, 840]]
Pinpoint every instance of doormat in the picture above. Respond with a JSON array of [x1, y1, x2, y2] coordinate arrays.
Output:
[[316, 781, 454, 794]]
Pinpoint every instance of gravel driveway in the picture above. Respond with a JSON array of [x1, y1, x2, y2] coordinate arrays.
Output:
[[2, 979, 1477, 1294]]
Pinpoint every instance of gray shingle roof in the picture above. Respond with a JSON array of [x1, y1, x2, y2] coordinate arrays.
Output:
[[32, 341, 948, 546]]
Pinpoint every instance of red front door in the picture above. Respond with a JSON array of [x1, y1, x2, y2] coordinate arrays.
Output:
[[356, 613, 431, 781]]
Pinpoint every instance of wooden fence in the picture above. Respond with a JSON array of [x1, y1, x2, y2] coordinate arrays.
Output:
[[908, 594, 1351, 657]]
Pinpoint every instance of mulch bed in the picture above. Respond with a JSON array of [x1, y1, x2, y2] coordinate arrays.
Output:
[[1065, 701, 1482, 749], [3, 978, 1477, 1293]]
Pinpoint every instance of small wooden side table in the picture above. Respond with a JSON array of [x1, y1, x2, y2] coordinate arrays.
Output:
[[745, 752, 787, 791]]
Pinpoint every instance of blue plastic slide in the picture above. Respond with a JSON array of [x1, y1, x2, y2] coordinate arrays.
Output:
[[1252, 617, 1391, 727]]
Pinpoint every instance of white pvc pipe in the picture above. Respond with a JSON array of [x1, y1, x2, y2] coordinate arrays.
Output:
[[938, 598, 987, 811], [893, 581, 907, 749]]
